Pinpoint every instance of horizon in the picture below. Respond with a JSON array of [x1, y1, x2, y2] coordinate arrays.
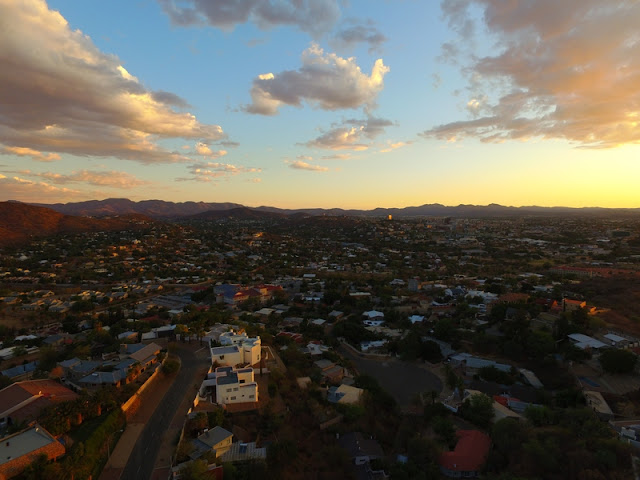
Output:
[[1, 1, 640, 209], [6, 197, 640, 212]]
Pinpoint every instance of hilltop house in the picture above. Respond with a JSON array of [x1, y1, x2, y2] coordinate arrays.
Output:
[[210, 333, 261, 367], [214, 366, 258, 406]]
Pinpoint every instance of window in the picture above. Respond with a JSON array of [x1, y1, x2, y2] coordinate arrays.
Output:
[[230, 396, 236, 400], [233, 387, 239, 391], [226, 388, 232, 392], [249, 395, 255, 399], [239, 379, 245, 384], [219, 355, 224, 359]]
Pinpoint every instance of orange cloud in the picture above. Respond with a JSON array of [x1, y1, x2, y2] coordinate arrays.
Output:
[[2, 146, 60, 162], [0, 0, 226, 164], [425, 0, 640, 148]]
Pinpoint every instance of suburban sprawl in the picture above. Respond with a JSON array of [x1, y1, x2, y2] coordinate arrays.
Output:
[[1, 211, 640, 479]]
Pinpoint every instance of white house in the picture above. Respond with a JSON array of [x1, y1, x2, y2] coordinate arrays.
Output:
[[211, 332, 261, 367], [363, 310, 384, 321], [215, 366, 258, 406]]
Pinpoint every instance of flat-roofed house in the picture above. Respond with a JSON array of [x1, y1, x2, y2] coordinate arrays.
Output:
[[0, 424, 65, 479]]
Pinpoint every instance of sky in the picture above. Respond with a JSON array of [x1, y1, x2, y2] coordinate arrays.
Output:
[[1, 0, 639, 210]]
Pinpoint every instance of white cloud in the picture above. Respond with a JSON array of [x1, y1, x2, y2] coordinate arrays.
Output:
[[195, 143, 228, 158], [380, 141, 411, 153], [244, 43, 389, 115], [305, 115, 393, 151], [0, 174, 84, 202], [424, 0, 640, 148], [305, 126, 369, 151], [157, 0, 341, 37], [331, 19, 388, 53], [288, 160, 329, 172], [23, 170, 149, 189], [178, 161, 262, 182], [0, 0, 226, 164]]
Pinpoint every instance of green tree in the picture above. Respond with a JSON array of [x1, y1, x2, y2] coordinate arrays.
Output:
[[599, 348, 638, 374], [180, 460, 209, 480], [432, 415, 456, 447], [459, 393, 494, 429]]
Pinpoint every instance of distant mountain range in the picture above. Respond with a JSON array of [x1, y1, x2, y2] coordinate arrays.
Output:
[[2, 198, 638, 247], [0, 202, 151, 247], [32, 198, 640, 219]]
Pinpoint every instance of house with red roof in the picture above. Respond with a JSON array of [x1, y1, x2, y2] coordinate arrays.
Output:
[[439, 430, 491, 478]]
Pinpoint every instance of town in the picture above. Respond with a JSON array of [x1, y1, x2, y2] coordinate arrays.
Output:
[[1, 211, 640, 479]]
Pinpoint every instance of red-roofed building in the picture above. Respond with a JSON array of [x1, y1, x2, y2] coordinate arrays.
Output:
[[0, 380, 78, 431], [439, 430, 491, 478]]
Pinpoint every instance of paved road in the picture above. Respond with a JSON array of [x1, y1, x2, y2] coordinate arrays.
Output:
[[120, 347, 203, 480], [339, 344, 443, 408]]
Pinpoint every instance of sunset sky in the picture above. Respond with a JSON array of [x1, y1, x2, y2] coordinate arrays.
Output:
[[1, 0, 639, 209]]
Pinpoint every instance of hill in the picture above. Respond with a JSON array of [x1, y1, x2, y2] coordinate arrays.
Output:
[[0, 202, 151, 247], [184, 206, 286, 221], [30, 198, 640, 219], [37, 198, 244, 218]]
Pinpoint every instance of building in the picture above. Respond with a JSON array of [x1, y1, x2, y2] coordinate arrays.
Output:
[[339, 432, 385, 468], [0, 424, 65, 480], [439, 430, 491, 478], [211, 332, 261, 367], [190, 426, 233, 460], [314, 359, 344, 384], [328, 384, 364, 405], [214, 366, 258, 406], [567, 333, 607, 351], [0, 380, 78, 431]]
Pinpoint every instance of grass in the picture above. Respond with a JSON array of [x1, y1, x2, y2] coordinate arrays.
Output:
[[70, 413, 109, 444]]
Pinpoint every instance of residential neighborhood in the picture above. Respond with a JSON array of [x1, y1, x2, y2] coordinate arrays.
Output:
[[0, 213, 639, 479]]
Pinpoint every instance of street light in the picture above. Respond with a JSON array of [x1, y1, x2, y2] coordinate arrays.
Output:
[[107, 429, 124, 460]]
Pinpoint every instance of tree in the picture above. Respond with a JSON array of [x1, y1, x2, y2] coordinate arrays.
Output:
[[599, 349, 638, 374], [180, 460, 209, 480], [433, 318, 455, 342], [432, 416, 456, 447], [460, 393, 494, 429], [524, 405, 556, 426]]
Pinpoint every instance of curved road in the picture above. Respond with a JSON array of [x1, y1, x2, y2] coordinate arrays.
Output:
[[120, 347, 202, 480]]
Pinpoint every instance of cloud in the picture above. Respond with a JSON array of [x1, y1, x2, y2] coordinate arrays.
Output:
[[0, 174, 84, 202], [195, 143, 228, 158], [0, 0, 226, 164], [380, 140, 412, 153], [178, 161, 262, 182], [321, 153, 352, 160], [346, 116, 394, 139], [22, 170, 148, 189], [331, 19, 388, 53], [287, 160, 329, 172], [158, 0, 341, 37], [305, 115, 393, 151], [150, 90, 191, 109], [424, 0, 640, 148], [243, 43, 389, 115], [305, 126, 369, 151], [1, 146, 61, 162]]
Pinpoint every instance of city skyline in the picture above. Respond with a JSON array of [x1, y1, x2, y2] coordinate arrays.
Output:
[[1, 0, 639, 209]]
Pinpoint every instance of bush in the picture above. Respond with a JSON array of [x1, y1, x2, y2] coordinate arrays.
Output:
[[162, 358, 180, 374], [599, 348, 638, 374]]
